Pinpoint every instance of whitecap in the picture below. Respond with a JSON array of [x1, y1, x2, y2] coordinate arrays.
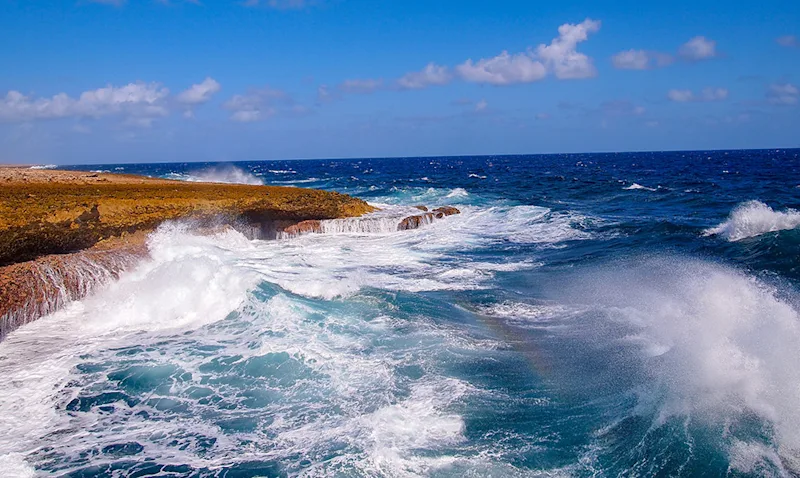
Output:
[[169, 166, 263, 185], [704, 200, 800, 241], [445, 188, 469, 198], [624, 183, 657, 192]]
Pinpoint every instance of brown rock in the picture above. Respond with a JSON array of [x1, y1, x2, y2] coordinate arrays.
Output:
[[0, 167, 376, 266], [432, 206, 460, 217], [412, 205, 429, 212], [280, 220, 323, 237], [0, 235, 149, 339], [397, 206, 460, 231]]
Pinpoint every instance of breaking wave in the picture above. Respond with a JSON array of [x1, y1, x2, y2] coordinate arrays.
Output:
[[167, 166, 263, 185], [544, 258, 800, 476], [704, 201, 800, 241]]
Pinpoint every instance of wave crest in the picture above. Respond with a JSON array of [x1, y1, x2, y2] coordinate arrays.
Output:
[[167, 166, 263, 185], [704, 200, 800, 241]]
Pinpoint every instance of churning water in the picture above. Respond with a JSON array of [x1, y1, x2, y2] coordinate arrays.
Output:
[[3, 150, 800, 477]]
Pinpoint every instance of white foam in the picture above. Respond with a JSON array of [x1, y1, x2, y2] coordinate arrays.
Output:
[[562, 258, 800, 467], [168, 166, 262, 185], [704, 200, 800, 241], [446, 187, 469, 198], [28, 164, 57, 170], [624, 183, 657, 191], [0, 453, 36, 478], [0, 224, 263, 458]]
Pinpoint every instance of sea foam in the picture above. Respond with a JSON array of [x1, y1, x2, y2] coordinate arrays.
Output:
[[704, 200, 800, 241], [168, 165, 263, 185], [552, 258, 800, 474]]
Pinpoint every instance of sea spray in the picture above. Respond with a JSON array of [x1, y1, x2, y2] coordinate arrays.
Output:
[[538, 257, 800, 475], [167, 165, 263, 185], [705, 201, 800, 241]]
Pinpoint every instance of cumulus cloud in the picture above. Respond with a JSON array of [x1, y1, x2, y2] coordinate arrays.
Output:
[[611, 49, 650, 70], [397, 63, 452, 89], [667, 87, 729, 102], [0, 82, 169, 124], [777, 35, 798, 48], [767, 83, 799, 105], [339, 78, 384, 93], [612, 36, 716, 70], [177, 77, 221, 105], [455, 18, 600, 85], [678, 36, 717, 61], [222, 87, 290, 122], [535, 18, 602, 79], [456, 52, 547, 85]]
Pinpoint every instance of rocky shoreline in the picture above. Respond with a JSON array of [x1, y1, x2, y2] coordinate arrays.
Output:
[[0, 167, 460, 338]]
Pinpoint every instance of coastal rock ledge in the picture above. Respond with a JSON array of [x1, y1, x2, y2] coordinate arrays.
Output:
[[0, 167, 375, 338]]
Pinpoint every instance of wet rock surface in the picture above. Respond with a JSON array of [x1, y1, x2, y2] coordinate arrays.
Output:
[[397, 207, 461, 231], [0, 167, 376, 337]]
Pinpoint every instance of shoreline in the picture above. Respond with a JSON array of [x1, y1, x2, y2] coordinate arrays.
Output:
[[0, 167, 376, 337], [0, 167, 460, 339]]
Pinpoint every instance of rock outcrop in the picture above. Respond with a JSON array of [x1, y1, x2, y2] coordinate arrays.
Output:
[[0, 235, 148, 338], [0, 167, 376, 338], [0, 168, 375, 266], [279, 220, 323, 237], [397, 206, 460, 231]]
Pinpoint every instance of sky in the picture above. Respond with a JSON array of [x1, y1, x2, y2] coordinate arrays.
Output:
[[0, 0, 799, 164]]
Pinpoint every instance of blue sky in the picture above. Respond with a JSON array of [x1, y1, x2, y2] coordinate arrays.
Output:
[[1, 0, 798, 164]]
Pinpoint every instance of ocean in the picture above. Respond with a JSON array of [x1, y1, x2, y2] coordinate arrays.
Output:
[[2, 149, 800, 477]]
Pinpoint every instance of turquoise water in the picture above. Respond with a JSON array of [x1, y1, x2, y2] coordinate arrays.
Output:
[[1, 150, 800, 476]]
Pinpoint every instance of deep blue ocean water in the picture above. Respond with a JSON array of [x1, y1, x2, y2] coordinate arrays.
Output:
[[1, 149, 800, 477]]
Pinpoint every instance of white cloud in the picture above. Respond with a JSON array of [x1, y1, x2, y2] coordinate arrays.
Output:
[[535, 18, 601, 79], [668, 89, 693, 102], [0, 82, 169, 123], [455, 18, 600, 85], [456, 51, 546, 85], [475, 99, 488, 112], [668, 87, 729, 102], [397, 63, 452, 89], [339, 78, 384, 93], [678, 36, 717, 61], [767, 83, 799, 105], [701, 87, 729, 101], [222, 87, 287, 122], [177, 77, 221, 105], [611, 49, 650, 70], [535, 112, 550, 120], [230, 110, 265, 122], [777, 35, 798, 48]]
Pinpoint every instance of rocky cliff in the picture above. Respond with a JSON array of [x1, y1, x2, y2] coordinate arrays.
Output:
[[0, 167, 375, 337]]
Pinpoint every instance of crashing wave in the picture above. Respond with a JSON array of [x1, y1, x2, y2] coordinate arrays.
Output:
[[167, 166, 262, 185], [704, 200, 800, 241]]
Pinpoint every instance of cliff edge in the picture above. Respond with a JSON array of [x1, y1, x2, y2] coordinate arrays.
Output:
[[0, 167, 375, 337], [0, 167, 375, 266]]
